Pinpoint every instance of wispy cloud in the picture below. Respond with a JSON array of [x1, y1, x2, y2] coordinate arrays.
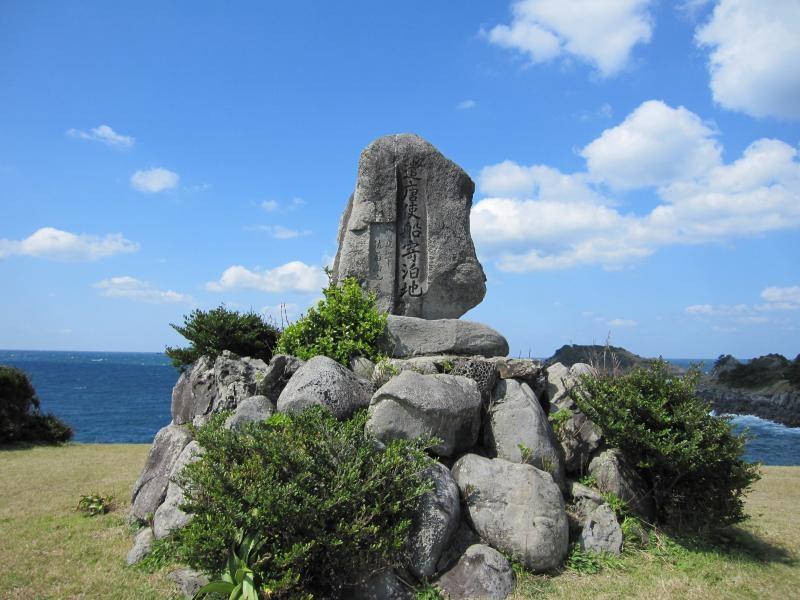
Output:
[[250, 225, 312, 239], [131, 167, 180, 193], [457, 99, 476, 110], [95, 276, 193, 304], [66, 124, 135, 148], [0, 227, 139, 261], [261, 197, 306, 213], [207, 261, 327, 294]]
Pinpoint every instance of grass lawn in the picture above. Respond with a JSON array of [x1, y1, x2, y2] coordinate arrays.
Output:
[[1, 444, 798, 599]]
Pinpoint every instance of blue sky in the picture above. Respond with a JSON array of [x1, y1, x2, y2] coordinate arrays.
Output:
[[1, 0, 799, 359]]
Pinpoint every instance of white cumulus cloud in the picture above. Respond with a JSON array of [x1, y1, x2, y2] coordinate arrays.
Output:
[[581, 100, 722, 189], [487, 0, 654, 77], [207, 261, 327, 294], [94, 276, 193, 304], [696, 0, 800, 120], [471, 100, 800, 272], [67, 124, 135, 148], [130, 167, 180, 193], [0, 227, 139, 261]]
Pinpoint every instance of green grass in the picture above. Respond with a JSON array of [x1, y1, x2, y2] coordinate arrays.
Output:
[[1, 444, 798, 599]]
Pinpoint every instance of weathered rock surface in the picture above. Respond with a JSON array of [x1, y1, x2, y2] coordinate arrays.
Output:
[[168, 568, 209, 599], [436, 520, 481, 573], [489, 357, 548, 400], [436, 544, 516, 600], [485, 379, 566, 490], [261, 354, 305, 403], [556, 407, 602, 476], [350, 356, 377, 381], [126, 527, 154, 565], [382, 315, 509, 358], [277, 355, 372, 420], [333, 133, 486, 320], [579, 503, 623, 554], [224, 395, 273, 431], [588, 449, 655, 521], [171, 351, 274, 426], [371, 356, 442, 387], [452, 454, 569, 572], [343, 570, 413, 600], [451, 357, 498, 399], [545, 362, 593, 409], [367, 371, 482, 457], [408, 462, 461, 579], [152, 441, 203, 539], [130, 424, 192, 521]]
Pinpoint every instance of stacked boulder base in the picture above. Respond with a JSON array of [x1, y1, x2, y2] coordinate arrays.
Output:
[[128, 345, 639, 599]]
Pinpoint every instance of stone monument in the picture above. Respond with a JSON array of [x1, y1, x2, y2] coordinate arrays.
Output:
[[333, 134, 486, 319]]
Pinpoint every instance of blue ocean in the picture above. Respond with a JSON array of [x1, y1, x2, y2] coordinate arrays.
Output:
[[2, 350, 799, 465]]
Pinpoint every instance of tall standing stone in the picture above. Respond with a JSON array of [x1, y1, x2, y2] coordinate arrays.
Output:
[[333, 134, 486, 319]]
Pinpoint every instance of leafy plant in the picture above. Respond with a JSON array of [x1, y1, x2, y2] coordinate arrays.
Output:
[[440, 359, 454, 374], [565, 545, 623, 574], [602, 492, 628, 518], [136, 536, 180, 573], [578, 474, 598, 488], [573, 360, 760, 530], [77, 493, 113, 516], [194, 531, 270, 600], [174, 407, 433, 598], [548, 408, 572, 436], [518, 443, 534, 464], [0, 365, 73, 444], [415, 583, 444, 599], [166, 305, 281, 370], [276, 277, 387, 366]]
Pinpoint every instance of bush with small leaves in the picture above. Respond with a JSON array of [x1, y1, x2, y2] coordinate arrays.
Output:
[[276, 277, 387, 366], [0, 365, 73, 444], [174, 407, 433, 598], [166, 305, 281, 370], [77, 493, 113, 516], [573, 360, 760, 530]]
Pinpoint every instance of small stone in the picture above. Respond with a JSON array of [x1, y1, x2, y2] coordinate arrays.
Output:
[[579, 503, 623, 555], [436, 544, 516, 600], [350, 356, 377, 380], [168, 568, 209, 599], [588, 449, 655, 521]]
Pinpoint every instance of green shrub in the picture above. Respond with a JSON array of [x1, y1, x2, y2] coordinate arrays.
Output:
[[0, 365, 73, 444], [174, 407, 433, 598], [77, 493, 113, 516], [276, 277, 387, 366], [785, 354, 800, 389], [573, 360, 760, 530], [166, 305, 281, 370]]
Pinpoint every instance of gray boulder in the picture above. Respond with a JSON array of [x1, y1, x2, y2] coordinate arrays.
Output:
[[343, 570, 412, 600], [372, 356, 443, 387], [171, 356, 216, 425], [367, 371, 482, 457], [224, 395, 274, 431], [213, 351, 270, 413], [168, 568, 209, 599], [408, 462, 461, 579], [262, 354, 305, 402], [556, 407, 602, 475], [382, 315, 509, 358], [350, 356, 377, 381], [485, 379, 566, 490], [152, 441, 203, 539], [130, 424, 192, 521], [126, 527, 154, 565], [333, 133, 486, 320], [436, 520, 481, 573], [579, 503, 623, 555], [452, 454, 569, 572], [489, 357, 547, 398], [451, 357, 498, 399], [546, 362, 593, 409], [277, 355, 372, 420], [588, 449, 655, 521], [436, 544, 516, 600]]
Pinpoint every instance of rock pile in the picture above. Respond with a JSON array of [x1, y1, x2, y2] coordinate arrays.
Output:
[[127, 135, 645, 599]]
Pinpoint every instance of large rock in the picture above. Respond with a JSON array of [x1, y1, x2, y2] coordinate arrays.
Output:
[[343, 570, 412, 600], [171, 356, 216, 425], [382, 315, 508, 358], [130, 424, 192, 521], [126, 527, 154, 565], [436, 544, 516, 600], [436, 520, 481, 573], [213, 351, 270, 413], [224, 395, 274, 431], [408, 462, 461, 579], [333, 133, 486, 320], [277, 355, 372, 420], [168, 568, 209, 599], [579, 503, 623, 555], [451, 357, 498, 400], [367, 371, 482, 457], [545, 362, 593, 409], [485, 379, 566, 490], [588, 449, 655, 521], [489, 357, 548, 401], [262, 354, 305, 403], [452, 454, 569, 572], [152, 441, 203, 539]]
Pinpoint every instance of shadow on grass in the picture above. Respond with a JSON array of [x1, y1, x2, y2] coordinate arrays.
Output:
[[669, 525, 796, 566], [0, 441, 71, 452]]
